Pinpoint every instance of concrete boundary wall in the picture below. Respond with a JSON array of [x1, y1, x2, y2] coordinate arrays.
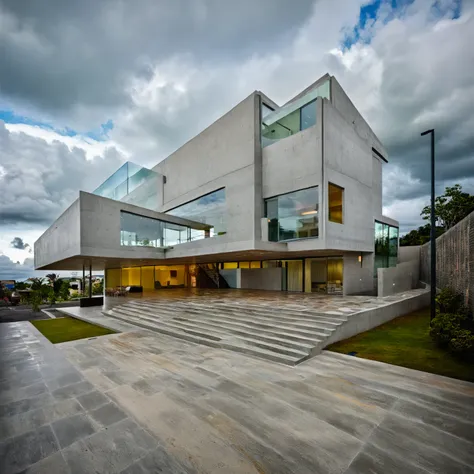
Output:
[[420, 210, 473, 312], [317, 289, 430, 353]]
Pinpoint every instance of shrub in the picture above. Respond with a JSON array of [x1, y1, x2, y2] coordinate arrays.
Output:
[[449, 330, 474, 355], [48, 289, 57, 307], [435, 288, 468, 316], [31, 291, 42, 313], [430, 313, 464, 347]]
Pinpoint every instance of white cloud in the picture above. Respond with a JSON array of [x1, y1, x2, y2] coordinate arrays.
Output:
[[4, 123, 128, 161]]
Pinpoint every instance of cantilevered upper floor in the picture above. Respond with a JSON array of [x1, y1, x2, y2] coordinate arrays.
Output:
[[35, 73, 396, 271]]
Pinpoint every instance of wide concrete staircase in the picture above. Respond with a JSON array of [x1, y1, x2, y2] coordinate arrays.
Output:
[[104, 299, 349, 365]]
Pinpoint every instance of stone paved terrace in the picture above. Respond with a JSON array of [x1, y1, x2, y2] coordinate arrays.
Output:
[[1, 311, 473, 474], [100, 288, 429, 365]]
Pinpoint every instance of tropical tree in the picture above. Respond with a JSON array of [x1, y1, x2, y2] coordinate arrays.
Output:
[[28, 277, 45, 290], [421, 184, 474, 230]]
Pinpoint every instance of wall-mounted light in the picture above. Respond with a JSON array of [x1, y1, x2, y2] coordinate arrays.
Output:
[[301, 210, 318, 216], [358, 253, 363, 267]]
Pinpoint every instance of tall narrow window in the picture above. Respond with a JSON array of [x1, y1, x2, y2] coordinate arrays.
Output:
[[328, 183, 344, 224]]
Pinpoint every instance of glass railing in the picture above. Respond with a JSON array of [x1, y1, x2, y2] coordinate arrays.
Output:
[[262, 79, 330, 148], [93, 161, 160, 210]]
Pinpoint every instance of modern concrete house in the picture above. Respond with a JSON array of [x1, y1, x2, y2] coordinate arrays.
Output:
[[35, 73, 399, 296]]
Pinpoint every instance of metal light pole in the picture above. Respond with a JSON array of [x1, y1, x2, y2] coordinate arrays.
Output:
[[421, 129, 436, 321]]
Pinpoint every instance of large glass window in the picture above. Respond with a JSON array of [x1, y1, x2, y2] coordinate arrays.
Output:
[[166, 188, 226, 237], [265, 187, 319, 242], [374, 221, 399, 276], [328, 183, 344, 224], [120, 212, 163, 247]]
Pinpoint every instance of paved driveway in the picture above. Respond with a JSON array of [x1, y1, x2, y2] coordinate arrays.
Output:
[[1, 314, 473, 473]]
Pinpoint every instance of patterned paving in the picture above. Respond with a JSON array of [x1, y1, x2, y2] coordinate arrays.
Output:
[[1, 313, 473, 473]]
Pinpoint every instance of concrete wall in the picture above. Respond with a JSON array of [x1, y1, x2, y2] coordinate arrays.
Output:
[[154, 93, 260, 243], [240, 268, 283, 291], [321, 289, 430, 351], [420, 211, 474, 311], [343, 252, 374, 295], [323, 98, 378, 252], [262, 103, 322, 199], [219, 269, 240, 288], [377, 262, 417, 297], [34, 198, 81, 268], [330, 77, 387, 158]]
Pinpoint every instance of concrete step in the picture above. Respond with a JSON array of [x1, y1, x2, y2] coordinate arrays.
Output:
[[132, 300, 347, 324], [172, 316, 320, 350], [116, 305, 325, 345], [105, 309, 304, 365], [123, 302, 338, 334], [110, 308, 311, 358], [117, 304, 334, 340]]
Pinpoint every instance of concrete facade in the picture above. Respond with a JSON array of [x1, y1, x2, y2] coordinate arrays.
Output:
[[35, 74, 401, 296]]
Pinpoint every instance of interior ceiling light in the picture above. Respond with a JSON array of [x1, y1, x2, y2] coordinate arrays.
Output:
[[301, 210, 318, 215]]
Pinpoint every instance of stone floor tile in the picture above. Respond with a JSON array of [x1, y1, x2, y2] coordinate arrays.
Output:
[[62, 418, 156, 474], [89, 401, 127, 427], [19, 451, 70, 474], [51, 413, 97, 449], [45, 372, 83, 391], [119, 445, 196, 474], [344, 443, 426, 474], [0, 424, 59, 474], [51, 380, 95, 400], [0, 392, 54, 418], [76, 390, 109, 410]]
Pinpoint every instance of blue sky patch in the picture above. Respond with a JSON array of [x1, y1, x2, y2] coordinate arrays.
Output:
[[0, 109, 113, 142], [342, 0, 461, 49]]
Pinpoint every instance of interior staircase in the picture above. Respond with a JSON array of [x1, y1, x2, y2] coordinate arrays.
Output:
[[103, 299, 349, 365]]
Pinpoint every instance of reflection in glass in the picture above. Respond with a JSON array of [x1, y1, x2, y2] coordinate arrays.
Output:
[[262, 79, 329, 148], [94, 161, 159, 209], [300, 100, 316, 131], [374, 221, 399, 276], [120, 212, 163, 247], [166, 188, 226, 237], [120, 211, 208, 248], [265, 187, 319, 242]]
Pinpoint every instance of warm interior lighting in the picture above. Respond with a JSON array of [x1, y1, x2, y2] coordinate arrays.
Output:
[[301, 210, 318, 216], [358, 255, 362, 263]]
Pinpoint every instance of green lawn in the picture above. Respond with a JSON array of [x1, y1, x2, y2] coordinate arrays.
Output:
[[327, 307, 474, 383], [31, 317, 116, 344]]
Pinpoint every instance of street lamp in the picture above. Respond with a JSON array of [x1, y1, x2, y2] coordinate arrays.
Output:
[[421, 129, 436, 322]]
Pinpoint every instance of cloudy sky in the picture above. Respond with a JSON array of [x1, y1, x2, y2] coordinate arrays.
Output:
[[0, 0, 472, 279]]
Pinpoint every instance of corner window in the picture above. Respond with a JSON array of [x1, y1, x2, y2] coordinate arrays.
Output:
[[374, 221, 399, 276], [328, 183, 344, 224], [265, 187, 319, 242]]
